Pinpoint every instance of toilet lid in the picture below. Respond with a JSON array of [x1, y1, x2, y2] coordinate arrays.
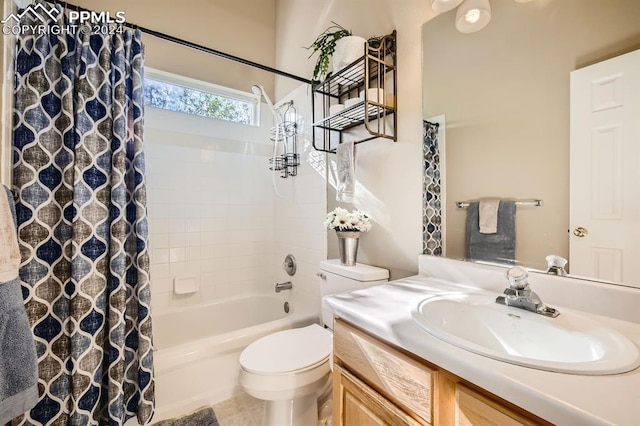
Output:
[[240, 324, 332, 374]]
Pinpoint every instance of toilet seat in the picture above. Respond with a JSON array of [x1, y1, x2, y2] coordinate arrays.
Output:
[[240, 324, 332, 375]]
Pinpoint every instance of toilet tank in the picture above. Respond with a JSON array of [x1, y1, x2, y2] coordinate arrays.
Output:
[[319, 259, 389, 328]]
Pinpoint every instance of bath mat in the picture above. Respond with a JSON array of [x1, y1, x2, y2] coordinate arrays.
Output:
[[152, 407, 219, 426]]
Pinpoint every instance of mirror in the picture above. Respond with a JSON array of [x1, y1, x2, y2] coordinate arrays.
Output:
[[422, 0, 640, 287]]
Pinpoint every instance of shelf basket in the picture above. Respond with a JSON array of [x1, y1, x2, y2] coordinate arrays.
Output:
[[311, 31, 397, 153], [269, 153, 300, 178]]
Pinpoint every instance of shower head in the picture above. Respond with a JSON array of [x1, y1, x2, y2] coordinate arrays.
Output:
[[251, 84, 276, 113]]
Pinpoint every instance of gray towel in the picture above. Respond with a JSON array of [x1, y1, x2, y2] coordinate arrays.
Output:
[[153, 407, 219, 426], [466, 201, 516, 264], [0, 186, 39, 424]]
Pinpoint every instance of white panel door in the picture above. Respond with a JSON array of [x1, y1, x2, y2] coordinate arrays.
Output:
[[570, 49, 640, 288]]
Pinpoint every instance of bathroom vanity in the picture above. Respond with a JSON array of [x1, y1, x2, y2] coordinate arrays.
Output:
[[324, 256, 640, 426], [333, 319, 550, 425]]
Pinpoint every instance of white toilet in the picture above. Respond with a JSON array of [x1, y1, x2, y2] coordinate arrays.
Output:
[[238, 259, 389, 426]]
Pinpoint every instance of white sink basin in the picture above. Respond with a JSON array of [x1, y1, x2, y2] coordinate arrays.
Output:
[[411, 293, 640, 375]]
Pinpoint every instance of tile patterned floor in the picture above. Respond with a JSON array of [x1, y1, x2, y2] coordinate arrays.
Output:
[[212, 393, 265, 426], [211, 392, 333, 426]]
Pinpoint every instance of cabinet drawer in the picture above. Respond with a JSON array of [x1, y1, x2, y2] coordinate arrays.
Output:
[[455, 384, 539, 426], [334, 319, 433, 425]]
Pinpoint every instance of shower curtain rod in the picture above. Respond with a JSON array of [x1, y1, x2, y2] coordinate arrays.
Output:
[[49, 0, 313, 85]]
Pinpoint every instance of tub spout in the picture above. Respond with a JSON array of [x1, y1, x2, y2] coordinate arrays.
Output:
[[275, 281, 292, 293]]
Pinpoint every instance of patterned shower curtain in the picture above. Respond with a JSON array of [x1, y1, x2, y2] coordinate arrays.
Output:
[[423, 121, 442, 256], [11, 2, 154, 425]]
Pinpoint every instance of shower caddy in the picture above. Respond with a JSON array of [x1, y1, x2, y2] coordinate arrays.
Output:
[[269, 101, 300, 178], [311, 31, 397, 153]]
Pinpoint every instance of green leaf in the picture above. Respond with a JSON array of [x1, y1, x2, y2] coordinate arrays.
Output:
[[304, 22, 352, 81]]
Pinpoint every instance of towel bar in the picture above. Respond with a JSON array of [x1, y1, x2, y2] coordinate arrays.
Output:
[[456, 199, 543, 209]]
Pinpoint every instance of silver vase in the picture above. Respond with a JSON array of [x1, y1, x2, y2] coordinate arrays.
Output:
[[336, 231, 360, 266]]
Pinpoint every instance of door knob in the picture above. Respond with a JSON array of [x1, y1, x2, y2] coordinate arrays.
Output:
[[573, 227, 588, 237]]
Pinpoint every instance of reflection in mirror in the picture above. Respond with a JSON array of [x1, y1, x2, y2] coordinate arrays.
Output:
[[422, 0, 640, 288]]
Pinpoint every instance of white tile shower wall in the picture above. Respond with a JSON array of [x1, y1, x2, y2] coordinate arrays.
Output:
[[271, 84, 328, 318], [145, 113, 276, 314]]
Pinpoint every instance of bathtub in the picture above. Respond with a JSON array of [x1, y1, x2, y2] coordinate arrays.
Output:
[[149, 294, 317, 422]]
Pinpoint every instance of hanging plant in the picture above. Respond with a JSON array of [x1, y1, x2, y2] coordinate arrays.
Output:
[[305, 22, 352, 83]]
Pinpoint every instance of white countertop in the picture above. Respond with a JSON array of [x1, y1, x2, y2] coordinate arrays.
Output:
[[324, 275, 640, 426]]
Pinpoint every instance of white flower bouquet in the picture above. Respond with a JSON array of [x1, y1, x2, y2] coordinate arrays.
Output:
[[324, 207, 372, 233]]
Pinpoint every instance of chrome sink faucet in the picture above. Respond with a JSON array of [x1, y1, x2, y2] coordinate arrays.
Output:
[[495, 266, 560, 318], [545, 255, 568, 276]]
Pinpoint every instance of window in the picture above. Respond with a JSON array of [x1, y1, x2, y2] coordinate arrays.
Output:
[[143, 69, 258, 125]]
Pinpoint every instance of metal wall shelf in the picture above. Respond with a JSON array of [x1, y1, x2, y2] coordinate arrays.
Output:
[[313, 100, 395, 132], [313, 57, 393, 99], [312, 31, 397, 153]]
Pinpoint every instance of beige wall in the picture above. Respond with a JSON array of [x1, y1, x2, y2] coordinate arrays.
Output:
[[423, 0, 640, 271], [72, 0, 277, 97], [275, 0, 437, 278]]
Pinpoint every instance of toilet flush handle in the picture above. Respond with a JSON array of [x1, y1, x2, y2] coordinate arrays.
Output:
[[316, 272, 326, 280]]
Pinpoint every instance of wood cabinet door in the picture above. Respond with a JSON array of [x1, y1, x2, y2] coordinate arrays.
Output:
[[333, 365, 422, 426], [455, 385, 540, 426], [333, 320, 433, 424]]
